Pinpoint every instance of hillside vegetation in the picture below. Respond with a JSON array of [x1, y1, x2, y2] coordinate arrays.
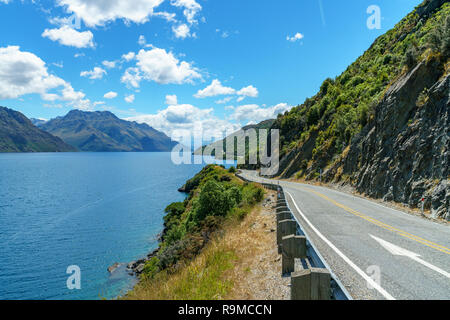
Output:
[[263, 0, 449, 219], [123, 165, 265, 299], [276, 0, 448, 167]]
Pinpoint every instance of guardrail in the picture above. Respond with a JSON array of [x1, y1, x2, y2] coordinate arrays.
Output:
[[237, 173, 351, 300]]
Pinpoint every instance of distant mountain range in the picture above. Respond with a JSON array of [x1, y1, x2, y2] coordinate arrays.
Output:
[[39, 110, 178, 152], [194, 119, 276, 158], [1, 108, 178, 153], [0, 106, 76, 152]]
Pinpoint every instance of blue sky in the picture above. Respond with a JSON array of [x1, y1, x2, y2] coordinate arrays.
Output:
[[0, 0, 421, 139]]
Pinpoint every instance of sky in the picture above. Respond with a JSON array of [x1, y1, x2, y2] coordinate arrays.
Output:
[[0, 0, 422, 140]]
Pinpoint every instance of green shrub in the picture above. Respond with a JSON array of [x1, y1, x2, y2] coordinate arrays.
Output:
[[195, 180, 234, 221], [403, 47, 418, 69], [228, 166, 237, 173], [227, 186, 243, 207], [143, 257, 160, 279]]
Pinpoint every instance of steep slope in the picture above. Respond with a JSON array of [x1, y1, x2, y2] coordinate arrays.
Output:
[[40, 110, 178, 152], [266, 0, 449, 219], [195, 119, 276, 159], [0, 106, 76, 153]]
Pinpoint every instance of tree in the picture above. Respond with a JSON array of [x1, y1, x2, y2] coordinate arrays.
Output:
[[195, 180, 234, 221], [403, 47, 418, 69], [441, 16, 450, 58], [227, 187, 242, 206]]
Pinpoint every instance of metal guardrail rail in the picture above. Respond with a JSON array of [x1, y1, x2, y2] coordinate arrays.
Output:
[[238, 173, 351, 300]]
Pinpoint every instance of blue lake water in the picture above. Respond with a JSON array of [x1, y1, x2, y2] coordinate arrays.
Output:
[[0, 153, 215, 300]]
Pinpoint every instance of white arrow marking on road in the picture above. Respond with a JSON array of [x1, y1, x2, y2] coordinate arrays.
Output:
[[370, 235, 450, 279]]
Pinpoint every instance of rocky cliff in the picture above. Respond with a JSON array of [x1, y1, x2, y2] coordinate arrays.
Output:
[[270, 0, 449, 220], [325, 58, 449, 220]]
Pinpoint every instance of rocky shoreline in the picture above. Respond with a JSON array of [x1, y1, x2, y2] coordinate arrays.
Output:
[[126, 247, 160, 276], [116, 190, 185, 276]]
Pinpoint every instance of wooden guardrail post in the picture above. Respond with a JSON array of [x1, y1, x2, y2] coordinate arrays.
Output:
[[277, 219, 297, 254], [276, 200, 287, 208], [276, 206, 289, 213], [276, 211, 291, 223], [291, 261, 331, 300], [281, 235, 307, 274], [276, 211, 292, 253]]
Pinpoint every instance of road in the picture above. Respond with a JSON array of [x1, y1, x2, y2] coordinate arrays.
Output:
[[239, 170, 450, 300]]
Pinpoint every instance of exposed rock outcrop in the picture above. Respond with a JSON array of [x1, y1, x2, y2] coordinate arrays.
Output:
[[323, 57, 449, 220]]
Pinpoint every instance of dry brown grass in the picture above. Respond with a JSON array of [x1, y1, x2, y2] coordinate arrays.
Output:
[[224, 191, 289, 300], [122, 191, 288, 300]]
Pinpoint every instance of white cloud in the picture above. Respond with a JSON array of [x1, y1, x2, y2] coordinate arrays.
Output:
[[102, 60, 117, 69], [42, 26, 94, 48], [195, 81, 259, 101], [172, 24, 191, 39], [287, 32, 304, 42], [80, 67, 106, 80], [60, 85, 85, 101], [194, 79, 236, 98], [125, 94, 135, 103], [122, 51, 136, 61], [215, 97, 233, 104], [0, 0, 12, 3], [138, 35, 146, 46], [171, 0, 202, 24], [153, 11, 177, 22], [121, 67, 142, 88], [165, 94, 178, 105], [104, 91, 118, 99], [71, 98, 94, 111], [138, 35, 155, 47], [237, 85, 258, 98], [230, 103, 292, 123], [127, 103, 239, 141], [121, 47, 201, 87], [57, 0, 164, 27], [0, 45, 84, 103]]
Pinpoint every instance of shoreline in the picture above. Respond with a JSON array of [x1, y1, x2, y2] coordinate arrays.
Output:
[[119, 165, 266, 300]]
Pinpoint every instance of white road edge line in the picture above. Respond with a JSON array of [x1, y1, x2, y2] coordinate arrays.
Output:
[[285, 190, 396, 300]]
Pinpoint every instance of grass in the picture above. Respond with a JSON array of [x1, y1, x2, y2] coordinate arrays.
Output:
[[123, 242, 237, 300], [121, 190, 280, 300], [122, 209, 254, 300]]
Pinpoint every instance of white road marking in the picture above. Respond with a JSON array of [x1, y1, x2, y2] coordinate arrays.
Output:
[[371, 235, 450, 279], [284, 190, 396, 300]]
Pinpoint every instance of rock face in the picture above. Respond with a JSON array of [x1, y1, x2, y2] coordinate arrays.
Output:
[[40, 110, 178, 152], [0, 106, 76, 152], [324, 58, 449, 220], [107, 262, 121, 273]]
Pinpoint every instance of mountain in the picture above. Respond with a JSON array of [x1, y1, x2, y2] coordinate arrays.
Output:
[[40, 110, 178, 152], [246, 0, 449, 219], [0, 106, 76, 153], [194, 119, 276, 160]]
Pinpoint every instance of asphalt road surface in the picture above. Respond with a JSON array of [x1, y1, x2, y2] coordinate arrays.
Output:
[[239, 170, 450, 300]]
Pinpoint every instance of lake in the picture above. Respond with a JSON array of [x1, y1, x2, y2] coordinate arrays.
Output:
[[0, 153, 216, 300]]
